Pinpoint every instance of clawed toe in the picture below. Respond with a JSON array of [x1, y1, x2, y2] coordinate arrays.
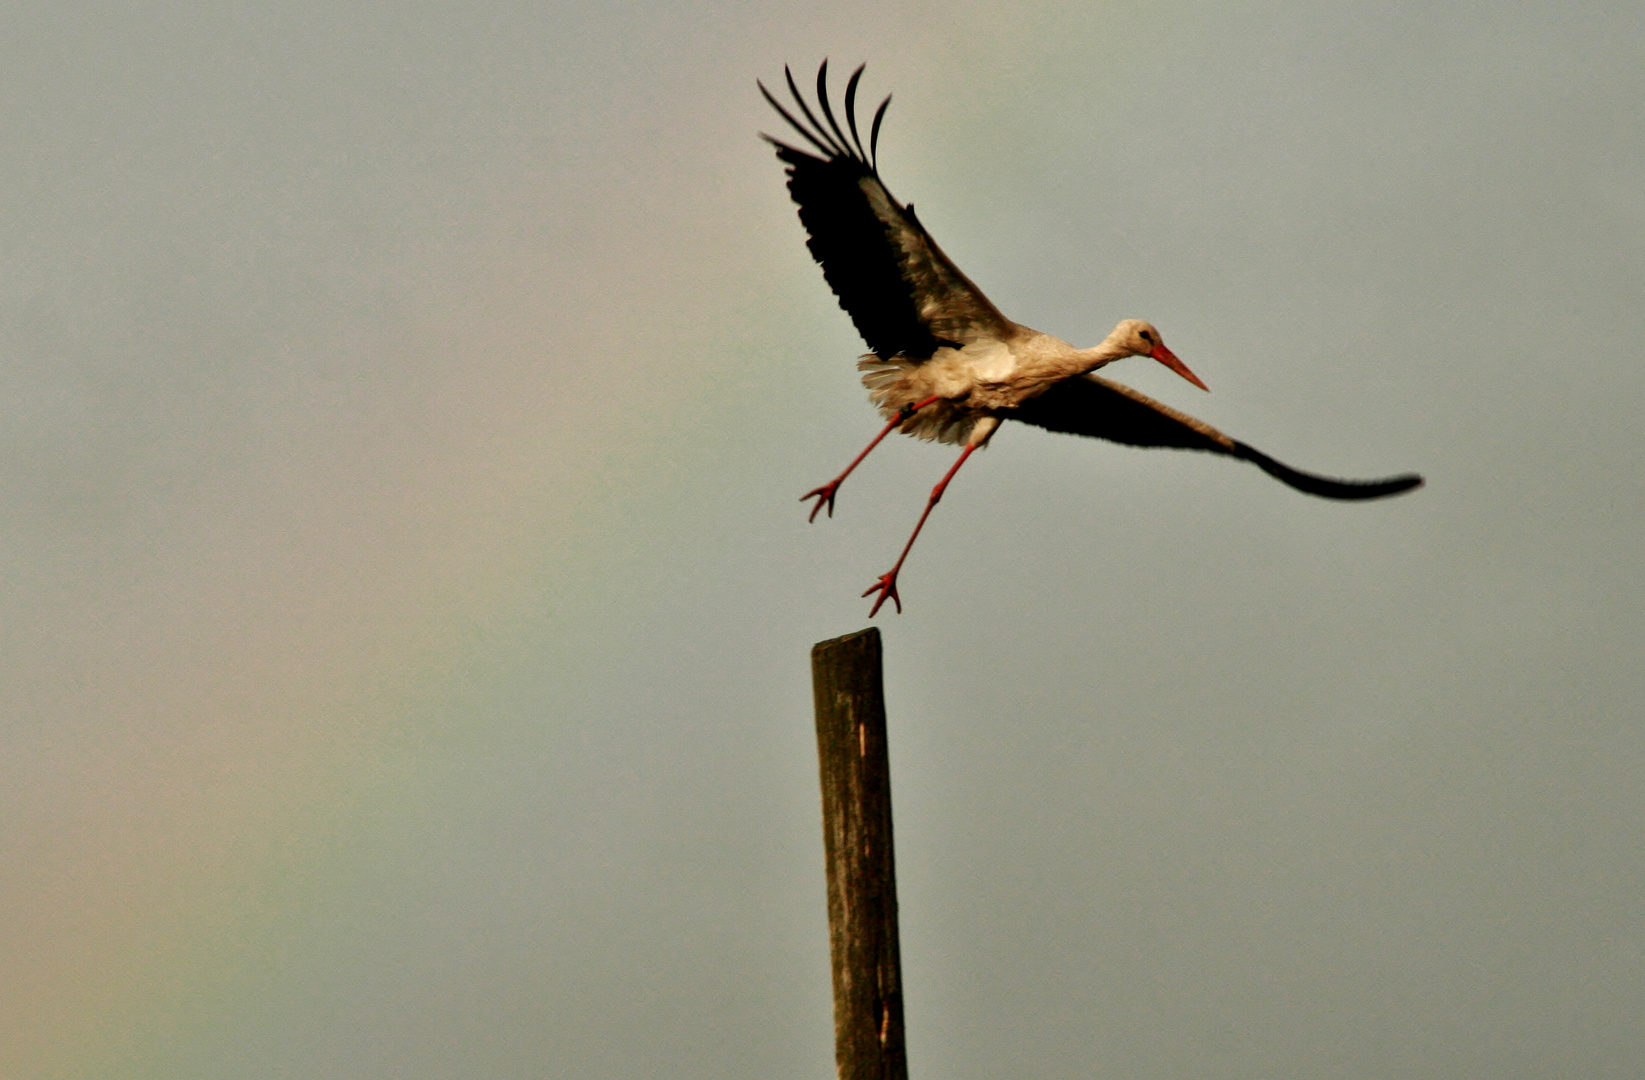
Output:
[[801, 481, 841, 522], [862, 572, 902, 616]]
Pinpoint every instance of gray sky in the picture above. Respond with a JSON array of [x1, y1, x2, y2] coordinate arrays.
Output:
[[3, 1, 1643, 1077]]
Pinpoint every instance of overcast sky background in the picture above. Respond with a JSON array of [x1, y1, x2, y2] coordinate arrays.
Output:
[[3, 2, 1643, 1078]]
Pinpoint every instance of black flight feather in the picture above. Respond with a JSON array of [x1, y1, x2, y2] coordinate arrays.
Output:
[[1013, 374, 1423, 500], [762, 62, 1013, 361]]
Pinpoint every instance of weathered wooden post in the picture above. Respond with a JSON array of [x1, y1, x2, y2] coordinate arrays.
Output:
[[810, 628, 908, 1080]]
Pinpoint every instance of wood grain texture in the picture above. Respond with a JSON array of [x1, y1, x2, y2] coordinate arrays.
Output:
[[810, 628, 907, 1080]]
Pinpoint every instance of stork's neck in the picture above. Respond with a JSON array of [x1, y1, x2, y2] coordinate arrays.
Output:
[[1009, 325, 1141, 388], [1077, 332, 1136, 372]]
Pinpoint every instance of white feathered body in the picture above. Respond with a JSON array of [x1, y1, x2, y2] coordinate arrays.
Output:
[[858, 325, 1139, 445]]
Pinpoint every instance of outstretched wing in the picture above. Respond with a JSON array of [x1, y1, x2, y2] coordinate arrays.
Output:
[[1013, 374, 1424, 500], [761, 62, 1014, 361]]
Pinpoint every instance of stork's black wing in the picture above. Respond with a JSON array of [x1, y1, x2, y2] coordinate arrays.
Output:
[[761, 62, 1014, 361], [1013, 374, 1424, 500]]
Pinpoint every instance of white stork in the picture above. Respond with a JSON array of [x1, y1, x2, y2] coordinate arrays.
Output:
[[763, 62, 1422, 616]]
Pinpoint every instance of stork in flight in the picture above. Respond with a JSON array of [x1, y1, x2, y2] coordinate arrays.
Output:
[[762, 62, 1422, 616]]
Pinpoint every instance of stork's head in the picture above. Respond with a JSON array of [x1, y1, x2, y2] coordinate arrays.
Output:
[[1112, 319, 1209, 391]]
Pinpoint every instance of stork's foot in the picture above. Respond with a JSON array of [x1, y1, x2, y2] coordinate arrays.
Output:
[[801, 480, 842, 523], [862, 570, 902, 617]]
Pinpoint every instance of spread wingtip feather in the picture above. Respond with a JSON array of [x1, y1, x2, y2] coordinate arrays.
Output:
[[1232, 442, 1424, 500]]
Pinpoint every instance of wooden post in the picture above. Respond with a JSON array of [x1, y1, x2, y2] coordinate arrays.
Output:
[[810, 628, 908, 1080]]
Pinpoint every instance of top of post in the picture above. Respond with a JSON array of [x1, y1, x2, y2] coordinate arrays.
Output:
[[812, 627, 881, 662]]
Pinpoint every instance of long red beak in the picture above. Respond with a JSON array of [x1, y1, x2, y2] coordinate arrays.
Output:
[[1150, 342, 1209, 391]]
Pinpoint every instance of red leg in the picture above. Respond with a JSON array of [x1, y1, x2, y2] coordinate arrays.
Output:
[[863, 442, 979, 616], [803, 396, 940, 522]]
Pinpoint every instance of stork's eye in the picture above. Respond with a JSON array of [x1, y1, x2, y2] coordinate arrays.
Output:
[[1139, 330, 1153, 342]]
